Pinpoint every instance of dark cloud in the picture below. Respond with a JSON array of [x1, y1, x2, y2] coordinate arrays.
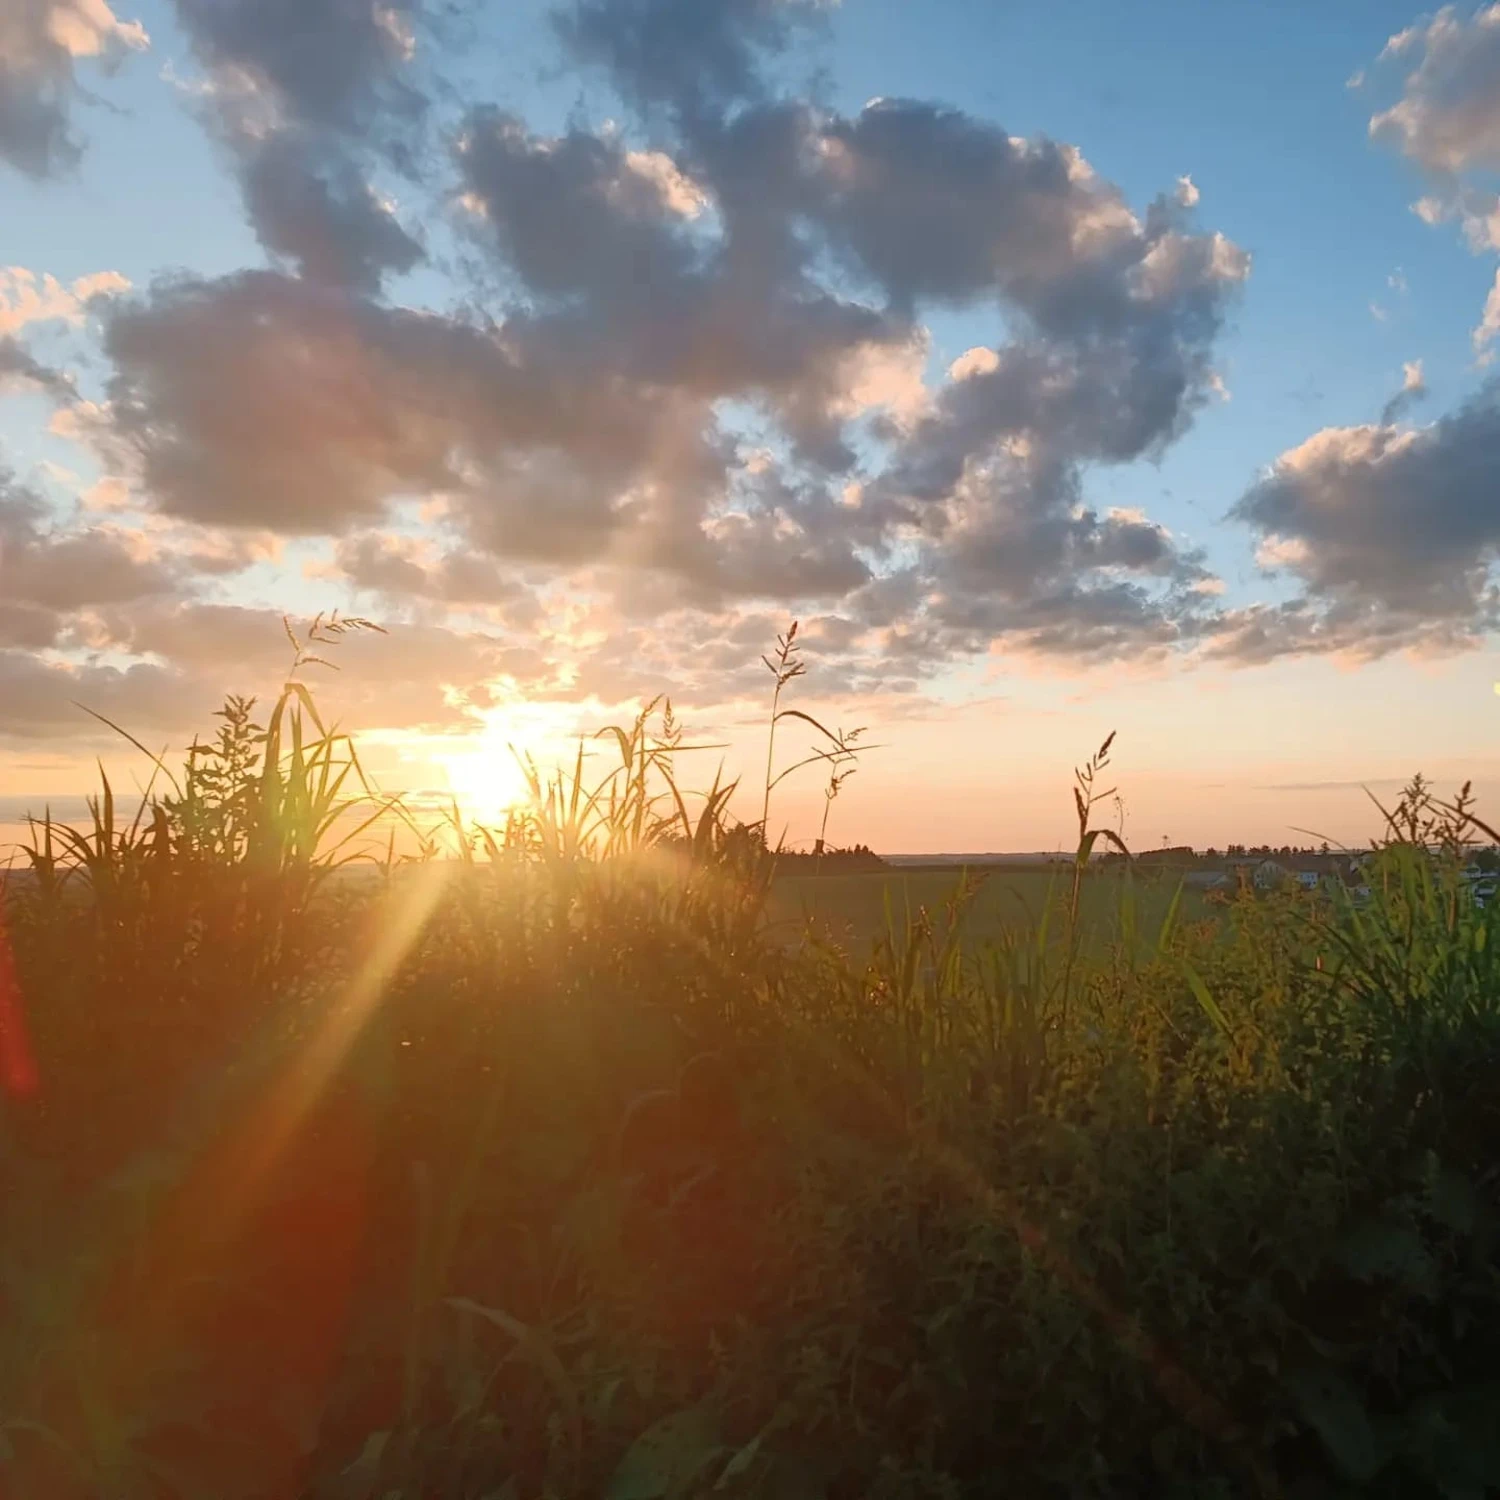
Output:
[[334, 532, 544, 621], [1227, 383, 1500, 658], [0, 649, 206, 741], [458, 110, 702, 306], [1378, 359, 1427, 426], [0, 469, 180, 619], [102, 269, 706, 543], [812, 101, 1229, 329], [0, 335, 73, 399], [169, 0, 428, 290], [99, 265, 884, 607], [240, 134, 424, 293], [554, 0, 825, 119], [0, 601, 62, 650], [171, 0, 424, 134], [0, 0, 147, 178], [456, 105, 916, 470]]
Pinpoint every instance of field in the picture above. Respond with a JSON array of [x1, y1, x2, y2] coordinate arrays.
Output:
[[769, 867, 1212, 954], [2, 650, 1500, 1500]]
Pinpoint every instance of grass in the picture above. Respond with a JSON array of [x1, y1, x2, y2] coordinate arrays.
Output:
[[2, 619, 1499, 1499]]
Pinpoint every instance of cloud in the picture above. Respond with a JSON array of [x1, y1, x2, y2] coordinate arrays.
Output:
[[1226, 382, 1500, 658], [949, 346, 999, 381], [453, 105, 919, 471], [73, 601, 551, 738], [0, 0, 147, 178], [0, 594, 560, 747], [14, 0, 1265, 743], [1365, 7, 1500, 342], [100, 269, 719, 547], [1379, 356, 1427, 422], [803, 100, 1240, 324], [1475, 267, 1500, 362], [0, 649, 209, 740], [0, 468, 183, 621], [333, 532, 544, 623], [1259, 778, 1411, 792], [1370, 5, 1500, 175], [0, 265, 122, 401], [0, 264, 130, 335], [0, 335, 72, 399], [167, 0, 429, 291], [554, 0, 829, 119], [238, 134, 424, 293], [101, 44, 1245, 648], [170, 0, 423, 134]]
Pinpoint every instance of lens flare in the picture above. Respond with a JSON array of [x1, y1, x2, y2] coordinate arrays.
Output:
[[0, 903, 38, 1101]]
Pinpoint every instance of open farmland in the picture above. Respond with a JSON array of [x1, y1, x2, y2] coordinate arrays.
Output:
[[769, 865, 1215, 954]]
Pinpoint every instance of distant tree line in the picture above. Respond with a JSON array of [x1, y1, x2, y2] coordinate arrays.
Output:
[[1102, 843, 1347, 866], [773, 842, 887, 873]]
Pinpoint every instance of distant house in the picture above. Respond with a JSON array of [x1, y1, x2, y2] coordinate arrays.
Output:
[[1462, 864, 1498, 907], [1252, 855, 1357, 893]]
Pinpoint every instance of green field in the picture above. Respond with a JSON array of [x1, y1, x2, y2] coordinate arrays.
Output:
[[769, 865, 1212, 953]]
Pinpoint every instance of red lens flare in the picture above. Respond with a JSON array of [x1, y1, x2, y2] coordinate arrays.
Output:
[[0, 904, 39, 1100]]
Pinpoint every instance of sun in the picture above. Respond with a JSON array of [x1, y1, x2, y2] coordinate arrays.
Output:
[[430, 700, 588, 828], [436, 737, 534, 827]]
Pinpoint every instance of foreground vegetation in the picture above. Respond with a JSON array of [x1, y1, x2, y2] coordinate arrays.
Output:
[[3, 624, 1500, 1498]]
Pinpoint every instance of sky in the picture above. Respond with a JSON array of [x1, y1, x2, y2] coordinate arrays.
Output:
[[2, 0, 1500, 854]]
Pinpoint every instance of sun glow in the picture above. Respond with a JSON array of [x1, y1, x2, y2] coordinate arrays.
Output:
[[431, 700, 586, 828], [437, 738, 534, 826]]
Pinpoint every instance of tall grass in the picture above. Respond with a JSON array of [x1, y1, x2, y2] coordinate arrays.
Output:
[[2, 623, 1499, 1499]]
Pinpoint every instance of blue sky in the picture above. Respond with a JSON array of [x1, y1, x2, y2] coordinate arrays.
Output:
[[3, 0, 1500, 851]]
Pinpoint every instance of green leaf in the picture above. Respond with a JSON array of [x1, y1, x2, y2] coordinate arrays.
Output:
[[1155, 880, 1184, 954], [607, 1406, 723, 1500], [1180, 958, 1231, 1036], [446, 1298, 582, 1461]]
